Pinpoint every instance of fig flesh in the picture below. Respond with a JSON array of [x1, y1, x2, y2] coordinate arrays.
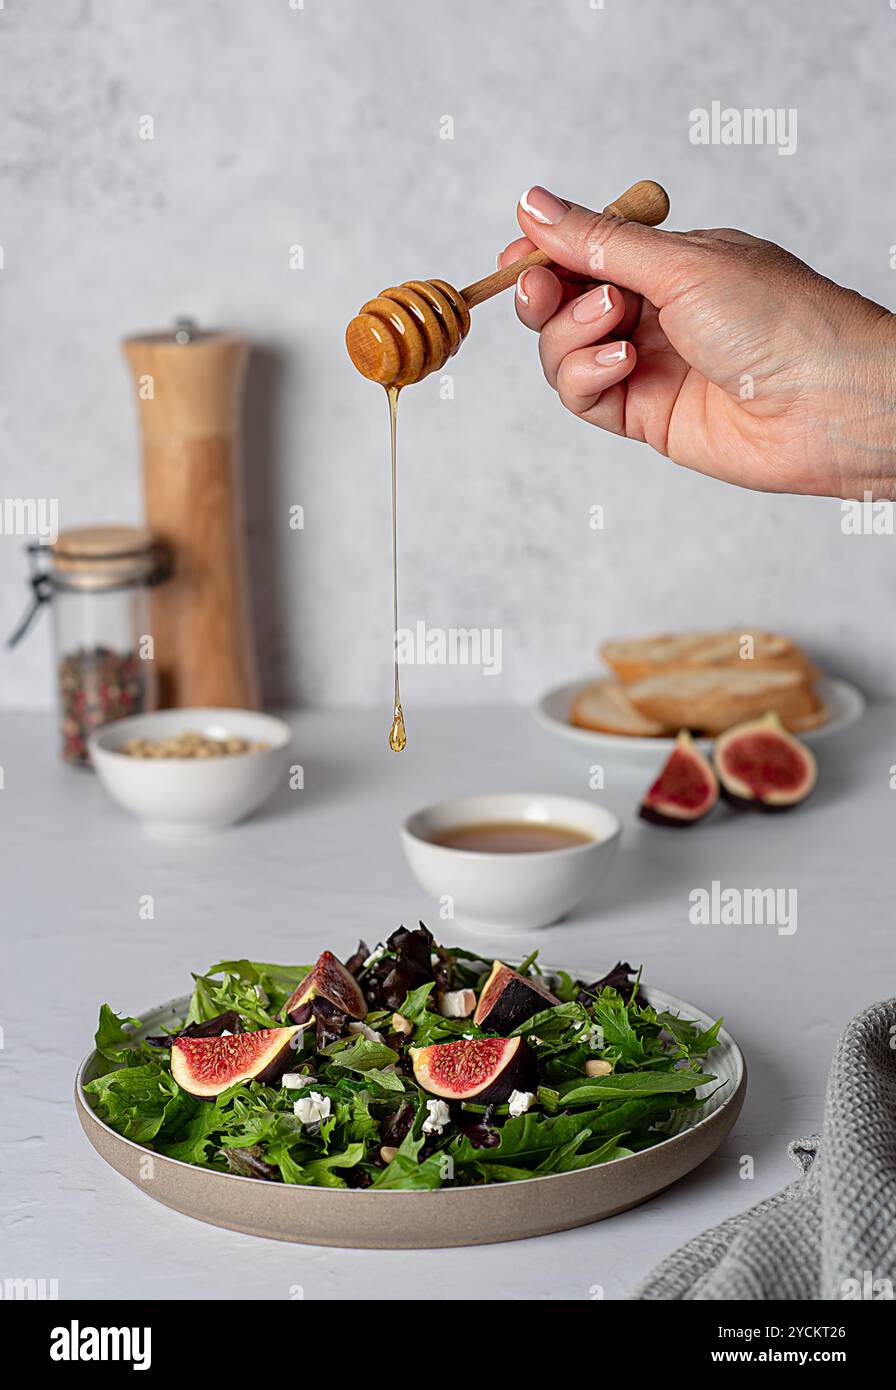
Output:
[[171, 1025, 300, 1099], [284, 950, 367, 1024], [473, 961, 559, 1032], [713, 712, 817, 811], [412, 1035, 535, 1102], [639, 730, 719, 827]]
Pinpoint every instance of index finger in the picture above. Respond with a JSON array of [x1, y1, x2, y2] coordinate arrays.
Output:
[[517, 187, 701, 307]]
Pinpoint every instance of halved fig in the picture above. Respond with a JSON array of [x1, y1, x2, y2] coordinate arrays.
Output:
[[639, 730, 719, 827], [284, 950, 367, 1024], [171, 1026, 300, 1099], [412, 1036, 535, 1103], [713, 712, 817, 811], [473, 961, 559, 1032]]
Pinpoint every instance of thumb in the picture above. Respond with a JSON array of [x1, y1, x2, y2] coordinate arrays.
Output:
[[518, 186, 703, 308]]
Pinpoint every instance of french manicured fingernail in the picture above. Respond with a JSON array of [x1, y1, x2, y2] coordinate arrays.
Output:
[[595, 341, 629, 366], [520, 186, 570, 225], [572, 284, 614, 324], [516, 270, 531, 304]]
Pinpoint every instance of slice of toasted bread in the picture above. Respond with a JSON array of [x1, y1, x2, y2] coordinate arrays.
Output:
[[787, 703, 830, 733], [569, 678, 672, 737], [626, 668, 825, 736], [601, 630, 817, 685]]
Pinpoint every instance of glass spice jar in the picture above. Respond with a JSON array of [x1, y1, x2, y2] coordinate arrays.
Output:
[[10, 526, 169, 766]]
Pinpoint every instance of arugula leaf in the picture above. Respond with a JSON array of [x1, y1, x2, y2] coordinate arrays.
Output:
[[656, 1011, 723, 1057], [272, 1148, 307, 1184], [371, 1115, 447, 1190], [516, 950, 540, 977], [184, 973, 218, 1026], [536, 1130, 632, 1174], [185, 960, 311, 1029], [588, 992, 646, 1063], [533, 1124, 595, 1173], [363, 1068, 407, 1093], [299, 1144, 366, 1188], [186, 972, 279, 1029], [397, 982, 436, 1022], [452, 1109, 608, 1168], [511, 1001, 587, 1041], [550, 1135, 634, 1172], [557, 1070, 715, 1106], [328, 1037, 399, 1074], [204, 959, 311, 992], [545, 968, 579, 1004], [348, 1090, 381, 1145]]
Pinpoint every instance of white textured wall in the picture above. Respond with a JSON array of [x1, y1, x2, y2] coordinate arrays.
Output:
[[2, 0, 894, 710]]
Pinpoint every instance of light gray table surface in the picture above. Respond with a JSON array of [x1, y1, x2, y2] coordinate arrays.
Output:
[[2, 702, 893, 1301]]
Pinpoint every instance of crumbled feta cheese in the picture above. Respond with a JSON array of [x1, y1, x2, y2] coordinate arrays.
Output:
[[422, 1098, 451, 1135], [348, 1021, 384, 1043], [437, 988, 476, 1019], [294, 1092, 331, 1125], [579, 1024, 604, 1049], [363, 945, 386, 969], [281, 1072, 317, 1090], [508, 1090, 535, 1118]]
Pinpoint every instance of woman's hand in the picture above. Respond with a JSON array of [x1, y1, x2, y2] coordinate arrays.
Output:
[[500, 187, 896, 498]]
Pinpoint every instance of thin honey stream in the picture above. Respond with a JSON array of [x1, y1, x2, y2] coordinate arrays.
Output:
[[386, 385, 406, 752]]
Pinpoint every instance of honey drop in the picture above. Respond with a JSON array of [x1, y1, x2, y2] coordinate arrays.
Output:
[[386, 385, 407, 753], [388, 703, 407, 753]]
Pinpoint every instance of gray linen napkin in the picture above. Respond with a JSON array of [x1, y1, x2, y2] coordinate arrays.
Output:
[[632, 999, 896, 1300]]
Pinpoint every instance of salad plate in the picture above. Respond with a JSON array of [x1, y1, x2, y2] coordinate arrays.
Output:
[[75, 937, 746, 1249]]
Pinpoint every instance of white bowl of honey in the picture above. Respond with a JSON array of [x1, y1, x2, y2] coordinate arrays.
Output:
[[401, 793, 621, 932]]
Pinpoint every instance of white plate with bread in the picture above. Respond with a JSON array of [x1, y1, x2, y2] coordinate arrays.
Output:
[[536, 630, 865, 759]]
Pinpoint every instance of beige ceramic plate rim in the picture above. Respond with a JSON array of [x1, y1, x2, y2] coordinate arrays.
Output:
[[76, 978, 744, 1196]]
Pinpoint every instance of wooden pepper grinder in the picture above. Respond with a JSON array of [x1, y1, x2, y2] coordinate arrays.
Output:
[[123, 320, 261, 710]]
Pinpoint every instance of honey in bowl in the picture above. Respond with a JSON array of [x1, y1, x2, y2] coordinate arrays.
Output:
[[428, 821, 595, 854]]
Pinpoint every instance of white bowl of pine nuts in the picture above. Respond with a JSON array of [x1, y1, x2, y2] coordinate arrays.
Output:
[[89, 708, 292, 836]]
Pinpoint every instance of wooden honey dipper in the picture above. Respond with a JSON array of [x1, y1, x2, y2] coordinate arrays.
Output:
[[345, 180, 670, 387]]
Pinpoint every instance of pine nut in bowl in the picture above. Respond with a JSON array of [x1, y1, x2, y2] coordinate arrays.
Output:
[[401, 793, 621, 932], [89, 708, 292, 837]]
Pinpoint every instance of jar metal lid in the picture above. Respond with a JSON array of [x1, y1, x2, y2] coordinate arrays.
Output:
[[50, 525, 163, 591]]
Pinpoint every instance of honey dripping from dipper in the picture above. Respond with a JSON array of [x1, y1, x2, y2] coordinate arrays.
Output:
[[346, 279, 473, 754], [386, 385, 406, 753]]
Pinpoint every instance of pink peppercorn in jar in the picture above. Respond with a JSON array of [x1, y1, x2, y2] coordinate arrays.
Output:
[[11, 526, 169, 766]]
